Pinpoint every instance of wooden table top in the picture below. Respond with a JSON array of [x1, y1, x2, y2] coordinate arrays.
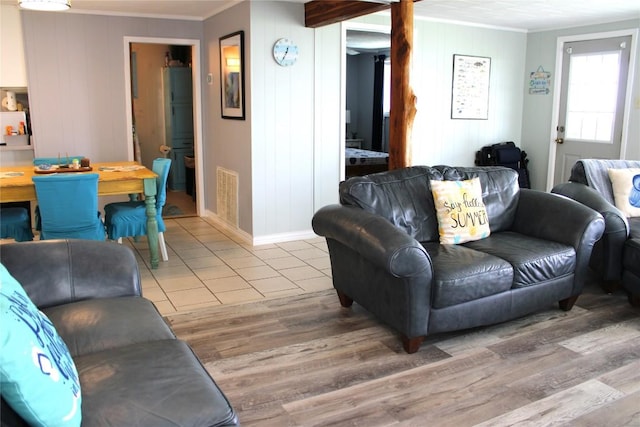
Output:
[[0, 161, 157, 202]]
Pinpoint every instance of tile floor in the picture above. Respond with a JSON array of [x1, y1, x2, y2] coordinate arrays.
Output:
[[122, 216, 333, 316]]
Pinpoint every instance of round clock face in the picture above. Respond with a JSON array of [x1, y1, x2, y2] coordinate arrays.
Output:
[[273, 38, 298, 67]]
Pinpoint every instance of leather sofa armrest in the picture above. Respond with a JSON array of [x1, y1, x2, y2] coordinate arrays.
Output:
[[312, 204, 432, 278], [0, 239, 142, 308], [551, 182, 629, 236], [512, 189, 604, 249]]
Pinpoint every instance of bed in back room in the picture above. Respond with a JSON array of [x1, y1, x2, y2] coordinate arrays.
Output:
[[345, 148, 389, 177]]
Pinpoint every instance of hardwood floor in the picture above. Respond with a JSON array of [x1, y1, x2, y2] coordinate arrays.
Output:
[[166, 280, 640, 426]]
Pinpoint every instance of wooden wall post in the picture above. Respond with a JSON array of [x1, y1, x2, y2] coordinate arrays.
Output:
[[388, 0, 417, 170]]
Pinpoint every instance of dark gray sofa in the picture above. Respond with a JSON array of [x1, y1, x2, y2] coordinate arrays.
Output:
[[0, 239, 238, 427], [552, 159, 640, 304], [312, 166, 605, 353]]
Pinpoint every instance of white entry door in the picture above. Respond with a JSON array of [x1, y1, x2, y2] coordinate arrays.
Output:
[[552, 35, 632, 185]]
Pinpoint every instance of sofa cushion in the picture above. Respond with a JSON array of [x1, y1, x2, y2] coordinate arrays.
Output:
[[431, 166, 520, 233], [464, 232, 576, 288], [0, 239, 142, 309], [608, 168, 640, 217], [75, 339, 238, 427], [423, 243, 512, 308], [430, 177, 490, 244], [0, 264, 82, 427], [43, 296, 176, 357], [339, 166, 520, 243], [339, 166, 440, 242]]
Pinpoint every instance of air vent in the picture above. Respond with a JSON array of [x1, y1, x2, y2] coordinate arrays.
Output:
[[216, 167, 239, 227]]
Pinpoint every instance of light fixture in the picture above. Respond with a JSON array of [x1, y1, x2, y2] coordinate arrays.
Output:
[[225, 58, 240, 67], [18, 0, 70, 12]]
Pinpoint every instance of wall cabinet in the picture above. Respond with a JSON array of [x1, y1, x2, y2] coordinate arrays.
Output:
[[163, 67, 194, 191], [0, 5, 28, 88], [1, 88, 34, 166]]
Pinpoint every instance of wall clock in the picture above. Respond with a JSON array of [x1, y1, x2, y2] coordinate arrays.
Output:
[[273, 38, 298, 67]]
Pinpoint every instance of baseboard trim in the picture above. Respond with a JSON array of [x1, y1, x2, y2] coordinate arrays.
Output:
[[203, 210, 318, 246], [252, 230, 319, 246], [203, 210, 252, 245]]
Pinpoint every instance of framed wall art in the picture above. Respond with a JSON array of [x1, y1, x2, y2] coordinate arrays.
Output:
[[451, 54, 491, 120], [219, 31, 245, 120]]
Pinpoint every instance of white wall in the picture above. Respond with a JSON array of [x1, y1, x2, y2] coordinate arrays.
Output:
[[249, 2, 316, 242], [522, 19, 640, 190], [347, 14, 527, 169], [203, 2, 253, 235], [411, 19, 527, 167], [204, 1, 319, 243], [20, 10, 202, 163], [1, 4, 32, 166], [312, 23, 343, 213], [0, 4, 28, 87]]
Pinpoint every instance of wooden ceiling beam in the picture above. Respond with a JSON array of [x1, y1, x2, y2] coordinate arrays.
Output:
[[304, 0, 421, 28], [304, 1, 389, 28]]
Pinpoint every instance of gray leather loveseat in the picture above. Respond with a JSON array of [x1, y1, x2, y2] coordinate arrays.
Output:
[[312, 166, 605, 353], [0, 239, 238, 427]]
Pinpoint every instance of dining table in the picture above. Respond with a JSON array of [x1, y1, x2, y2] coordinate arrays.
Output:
[[0, 161, 163, 269]]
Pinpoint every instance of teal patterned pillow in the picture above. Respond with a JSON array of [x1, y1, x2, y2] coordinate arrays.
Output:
[[0, 264, 82, 426]]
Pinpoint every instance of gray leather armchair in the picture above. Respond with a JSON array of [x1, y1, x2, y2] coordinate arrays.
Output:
[[552, 159, 640, 305], [552, 160, 640, 284]]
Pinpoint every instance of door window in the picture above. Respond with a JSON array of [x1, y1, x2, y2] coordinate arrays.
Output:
[[565, 50, 622, 143]]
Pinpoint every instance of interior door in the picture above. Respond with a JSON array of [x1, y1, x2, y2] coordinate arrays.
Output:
[[552, 35, 632, 185]]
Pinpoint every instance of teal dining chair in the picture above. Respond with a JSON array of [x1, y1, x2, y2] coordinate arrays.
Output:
[[32, 173, 105, 240], [33, 155, 87, 230], [104, 158, 172, 261], [0, 207, 34, 242]]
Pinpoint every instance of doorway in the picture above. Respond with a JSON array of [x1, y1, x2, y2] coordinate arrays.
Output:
[[343, 23, 391, 179], [547, 29, 637, 188], [123, 36, 203, 218]]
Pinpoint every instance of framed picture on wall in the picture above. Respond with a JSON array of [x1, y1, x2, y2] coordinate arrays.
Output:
[[219, 31, 245, 120], [451, 54, 491, 120]]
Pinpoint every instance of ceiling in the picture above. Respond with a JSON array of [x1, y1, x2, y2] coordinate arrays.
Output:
[[4, 0, 639, 32]]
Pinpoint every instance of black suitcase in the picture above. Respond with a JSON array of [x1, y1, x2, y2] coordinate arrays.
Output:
[[475, 141, 530, 188], [475, 141, 518, 166]]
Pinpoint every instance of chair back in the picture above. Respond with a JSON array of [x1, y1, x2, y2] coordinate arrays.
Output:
[[32, 173, 104, 240], [152, 158, 172, 212]]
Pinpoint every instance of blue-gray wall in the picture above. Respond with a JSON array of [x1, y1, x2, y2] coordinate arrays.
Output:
[[522, 19, 640, 190]]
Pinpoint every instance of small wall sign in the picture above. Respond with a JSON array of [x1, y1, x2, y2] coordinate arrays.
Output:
[[529, 66, 551, 95]]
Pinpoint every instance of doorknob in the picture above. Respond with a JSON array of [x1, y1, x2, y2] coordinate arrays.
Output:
[[555, 137, 564, 144]]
